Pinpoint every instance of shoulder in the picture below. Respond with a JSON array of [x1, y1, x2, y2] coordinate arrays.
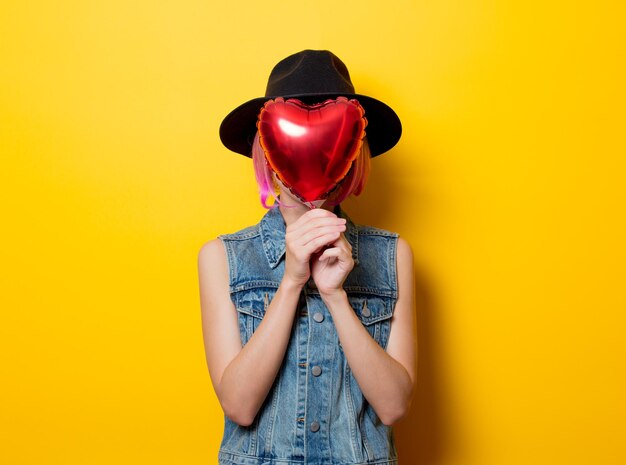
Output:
[[198, 225, 258, 257], [197, 222, 263, 270], [352, 222, 413, 269], [198, 222, 261, 257], [197, 239, 228, 276], [396, 236, 414, 262], [395, 236, 415, 286], [198, 237, 224, 260], [355, 223, 411, 256], [355, 223, 399, 238], [215, 223, 260, 242]]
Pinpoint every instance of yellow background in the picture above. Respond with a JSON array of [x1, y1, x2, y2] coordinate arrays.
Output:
[[1, 1, 625, 464]]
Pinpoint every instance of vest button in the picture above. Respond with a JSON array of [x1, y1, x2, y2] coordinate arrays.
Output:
[[310, 421, 320, 432], [311, 365, 322, 376], [313, 312, 324, 323]]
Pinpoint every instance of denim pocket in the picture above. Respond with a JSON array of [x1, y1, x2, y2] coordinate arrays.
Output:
[[233, 288, 275, 346], [347, 294, 395, 350], [341, 294, 396, 462]]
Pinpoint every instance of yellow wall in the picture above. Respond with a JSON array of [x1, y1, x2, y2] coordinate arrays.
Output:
[[1, 1, 624, 464]]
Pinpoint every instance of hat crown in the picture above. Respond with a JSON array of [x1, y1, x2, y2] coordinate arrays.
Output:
[[265, 50, 355, 97], [219, 49, 402, 158]]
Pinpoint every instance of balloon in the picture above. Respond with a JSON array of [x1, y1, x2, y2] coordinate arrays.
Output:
[[257, 96, 367, 206]]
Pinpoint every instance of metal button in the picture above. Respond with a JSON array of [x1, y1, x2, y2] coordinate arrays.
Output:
[[311, 365, 322, 376], [313, 312, 324, 323], [361, 300, 371, 317], [310, 421, 320, 432]]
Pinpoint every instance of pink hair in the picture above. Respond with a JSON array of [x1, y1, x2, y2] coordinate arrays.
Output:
[[251, 131, 371, 209]]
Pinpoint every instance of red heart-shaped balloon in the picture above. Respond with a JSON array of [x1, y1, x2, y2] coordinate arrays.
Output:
[[257, 97, 367, 204]]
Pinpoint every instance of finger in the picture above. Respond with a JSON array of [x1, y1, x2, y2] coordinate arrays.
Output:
[[290, 208, 339, 229], [299, 207, 338, 223], [285, 222, 346, 247], [318, 247, 339, 261], [298, 224, 346, 247], [289, 214, 345, 237], [303, 207, 338, 218], [325, 232, 351, 250], [318, 245, 350, 262], [302, 232, 343, 255]]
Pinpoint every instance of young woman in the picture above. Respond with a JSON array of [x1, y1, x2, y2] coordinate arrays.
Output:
[[198, 50, 417, 465]]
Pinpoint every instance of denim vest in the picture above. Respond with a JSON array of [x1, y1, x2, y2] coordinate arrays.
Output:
[[217, 204, 400, 465]]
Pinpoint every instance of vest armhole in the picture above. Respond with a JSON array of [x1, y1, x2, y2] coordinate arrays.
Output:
[[216, 235, 236, 300], [390, 234, 399, 300]]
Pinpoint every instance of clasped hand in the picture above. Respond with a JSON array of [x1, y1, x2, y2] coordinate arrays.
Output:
[[284, 208, 354, 295]]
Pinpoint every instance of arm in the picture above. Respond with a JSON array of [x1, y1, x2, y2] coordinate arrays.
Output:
[[198, 210, 346, 426], [198, 239, 303, 426], [319, 236, 417, 425]]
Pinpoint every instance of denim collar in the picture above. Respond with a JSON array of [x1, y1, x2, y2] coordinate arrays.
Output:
[[259, 202, 360, 269]]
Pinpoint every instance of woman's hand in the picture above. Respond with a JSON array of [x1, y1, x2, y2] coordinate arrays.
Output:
[[310, 231, 354, 295], [283, 208, 347, 287]]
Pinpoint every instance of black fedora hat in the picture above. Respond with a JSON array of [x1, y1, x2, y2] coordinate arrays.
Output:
[[219, 49, 402, 158]]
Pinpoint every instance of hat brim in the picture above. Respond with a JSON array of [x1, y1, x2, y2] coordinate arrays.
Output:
[[219, 92, 402, 157]]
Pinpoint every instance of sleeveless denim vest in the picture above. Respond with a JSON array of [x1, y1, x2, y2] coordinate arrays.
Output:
[[217, 204, 400, 465]]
